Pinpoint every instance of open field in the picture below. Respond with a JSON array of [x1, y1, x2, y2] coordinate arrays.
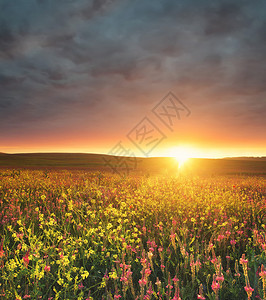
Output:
[[0, 153, 266, 176], [0, 166, 265, 299]]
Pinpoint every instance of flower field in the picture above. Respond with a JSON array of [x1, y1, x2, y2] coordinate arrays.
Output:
[[0, 169, 265, 300]]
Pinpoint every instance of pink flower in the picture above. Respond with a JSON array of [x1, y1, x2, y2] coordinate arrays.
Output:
[[166, 284, 173, 289], [211, 280, 220, 294], [139, 279, 147, 287], [0, 248, 4, 258], [78, 282, 84, 290], [173, 276, 179, 282], [217, 234, 225, 241], [23, 249, 31, 268], [211, 257, 217, 264], [145, 268, 151, 276], [216, 274, 224, 283], [170, 233, 176, 240], [244, 286, 254, 298], [240, 254, 248, 265], [147, 285, 153, 295], [259, 264, 266, 278], [120, 276, 128, 283], [244, 286, 254, 292], [208, 243, 214, 249], [44, 265, 51, 272]]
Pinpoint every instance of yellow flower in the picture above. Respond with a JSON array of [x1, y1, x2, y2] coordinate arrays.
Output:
[[81, 270, 89, 279], [109, 271, 118, 280], [57, 278, 64, 286]]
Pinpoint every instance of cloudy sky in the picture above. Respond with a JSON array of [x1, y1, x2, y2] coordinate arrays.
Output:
[[0, 0, 265, 157]]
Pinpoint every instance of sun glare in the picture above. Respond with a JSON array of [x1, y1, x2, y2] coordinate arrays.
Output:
[[168, 146, 193, 168]]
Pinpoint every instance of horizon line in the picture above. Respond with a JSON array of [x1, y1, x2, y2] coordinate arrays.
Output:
[[1, 151, 265, 160]]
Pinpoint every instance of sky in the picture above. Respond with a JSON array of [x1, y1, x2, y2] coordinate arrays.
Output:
[[0, 0, 266, 158]]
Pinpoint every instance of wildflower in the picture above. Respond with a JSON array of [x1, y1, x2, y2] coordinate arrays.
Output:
[[170, 232, 176, 249], [144, 268, 151, 276], [44, 265, 51, 272], [166, 283, 173, 289], [155, 277, 161, 287], [78, 282, 84, 290], [212, 275, 220, 298], [57, 278, 64, 286], [0, 241, 4, 258], [208, 243, 214, 250], [259, 264, 266, 278], [259, 265, 266, 300], [139, 279, 147, 287], [147, 283, 153, 295], [23, 249, 31, 268], [211, 280, 220, 293], [195, 258, 202, 272], [173, 276, 179, 283], [217, 234, 225, 242], [148, 251, 153, 259], [211, 257, 217, 264], [216, 274, 224, 284], [170, 233, 176, 240], [120, 276, 128, 283], [240, 254, 248, 266], [109, 270, 118, 280], [244, 286, 254, 299]]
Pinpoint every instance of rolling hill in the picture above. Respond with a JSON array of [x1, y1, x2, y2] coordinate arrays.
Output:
[[0, 152, 266, 176]]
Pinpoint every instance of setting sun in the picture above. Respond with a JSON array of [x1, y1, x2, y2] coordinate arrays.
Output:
[[167, 146, 194, 168]]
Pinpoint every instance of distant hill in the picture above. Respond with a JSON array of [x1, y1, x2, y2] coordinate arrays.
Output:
[[0, 152, 265, 176], [0, 152, 109, 168], [189, 157, 266, 176], [223, 157, 266, 161]]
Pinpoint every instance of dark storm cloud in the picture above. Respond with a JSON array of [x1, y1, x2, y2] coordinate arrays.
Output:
[[0, 0, 265, 144], [0, 74, 25, 86], [0, 21, 17, 59], [204, 2, 246, 36]]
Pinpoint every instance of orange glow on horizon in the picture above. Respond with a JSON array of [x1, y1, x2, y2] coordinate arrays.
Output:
[[1, 135, 265, 158]]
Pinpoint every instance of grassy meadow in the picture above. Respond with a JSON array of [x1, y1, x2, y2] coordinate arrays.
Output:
[[0, 155, 265, 299]]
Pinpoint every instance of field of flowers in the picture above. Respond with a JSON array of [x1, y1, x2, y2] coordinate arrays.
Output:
[[0, 169, 265, 300]]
